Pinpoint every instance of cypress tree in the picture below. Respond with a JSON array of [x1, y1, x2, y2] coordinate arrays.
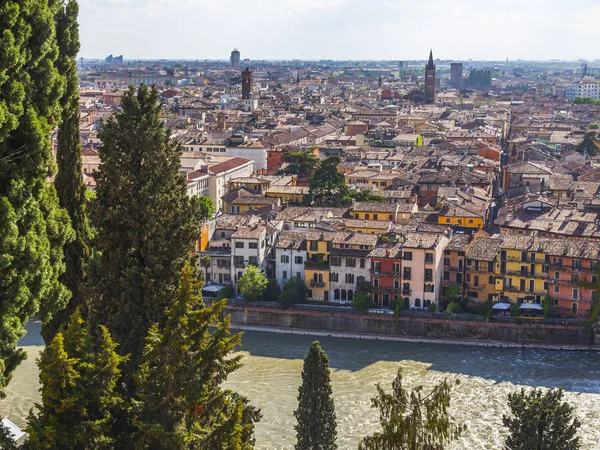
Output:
[[42, 0, 91, 343], [131, 261, 261, 449], [91, 84, 200, 376], [0, 0, 74, 396], [25, 310, 126, 449], [294, 341, 337, 450]]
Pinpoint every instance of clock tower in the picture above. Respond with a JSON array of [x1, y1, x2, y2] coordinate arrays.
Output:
[[425, 50, 436, 104]]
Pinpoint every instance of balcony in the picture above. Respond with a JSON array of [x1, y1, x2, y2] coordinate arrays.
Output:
[[234, 262, 246, 268], [447, 266, 463, 272], [402, 289, 412, 295], [424, 276, 433, 282], [305, 261, 330, 270], [403, 274, 412, 281], [310, 280, 326, 287]]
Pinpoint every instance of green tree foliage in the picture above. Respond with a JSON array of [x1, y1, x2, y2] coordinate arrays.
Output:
[[42, 0, 92, 344], [26, 310, 126, 449], [352, 290, 374, 313], [91, 85, 200, 374], [503, 388, 581, 450], [277, 151, 320, 177], [588, 122, 600, 130], [279, 277, 309, 309], [359, 369, 465, 450], [351, 190, 387, 203], [575, 131, 600, 156], [236, 265, 268, 303], [0, 0, 75, 397], [131, 262, 260, 449], [306, 156, 351, 207], [468, 69, 493, 87], [443, 285, 462, 311], [264, 278, 282, 302], [572, 97, 600, 106], [197, 195, 215, 220], [294, 342, 337, 450]]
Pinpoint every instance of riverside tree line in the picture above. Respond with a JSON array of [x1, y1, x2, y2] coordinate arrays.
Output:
[[0, 1, 587, 449]]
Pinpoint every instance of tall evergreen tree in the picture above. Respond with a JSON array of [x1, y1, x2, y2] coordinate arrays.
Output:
[[0, 0, 74, 397], [42, 0, 91, 343], [131, 262, 260, 449], [503, 388, 581, 450], [294, 341, 337, 450], [25, 310, 126, 449], [359, 369, 465, 450], [91, 84, 200, 375], [305, 156, 351, 207]]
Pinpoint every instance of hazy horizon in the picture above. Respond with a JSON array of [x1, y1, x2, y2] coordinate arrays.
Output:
[[79, 0, 600, 61]]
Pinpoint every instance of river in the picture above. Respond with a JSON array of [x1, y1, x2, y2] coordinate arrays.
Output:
[[2, 321, 600, 449]]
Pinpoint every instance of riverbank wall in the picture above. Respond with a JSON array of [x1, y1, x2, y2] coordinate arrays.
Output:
[[225, 306, 595, 348]]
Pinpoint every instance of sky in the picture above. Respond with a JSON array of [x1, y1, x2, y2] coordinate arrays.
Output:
[[79, 0, 600, 61]]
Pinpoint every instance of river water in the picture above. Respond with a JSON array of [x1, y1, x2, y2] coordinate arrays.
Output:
[[2, 322, 600, 449]]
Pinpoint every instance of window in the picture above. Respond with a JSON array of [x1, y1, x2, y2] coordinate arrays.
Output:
[[357, 276, 365, 285], [360, 258, 365, 268], [331, 256, 341, 266], [282, 270, 288, 280], [345, 274, 355, 284], [330, 272, 339, 282], [488, 261, 495, 272], [467, 291, 478, 299], [444, 271, 450, 281], [444, 258, 450, 266], [373, 214, 378, 220], [394, 278, 400, 289], [521, 252, 527, 262], [554, 257, 562, 267], [572, 303, 578, 314], [403, 267, 411, 280], [365, 214, 370, 220], [403, 251, 412, 261], [573, 260, 582, 270], [248, 256, 258, 265], [456, 273, 463, 283], [467, 259, 473, 266], [554, 272, 560, 280], [346, 258, 356, 268], [554, 285, 560, 294], [468, 219, 474, 224], [573, 288, 579, 300], [466, 273, 471, 282], [474, 276, 479, 287], [310, 241, 318, 251], [294, 256, 304, 264], [393, 263, 400, 273], [281, 255, 290, 263], [249, 242, 258, 249], [425, 253, 434, 264], [425, 269, 433, 282], [234, 256, 244, 265], [544, 282, 548, 290], [296, 272, 301, 279], [235, 242, 244, 249], [373, 277, 379, 288], [221, 231, 226, 238], [373, 261, 381, 272]]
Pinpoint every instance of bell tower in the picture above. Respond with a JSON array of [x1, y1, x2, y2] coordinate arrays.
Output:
[[425, 50, 436, 104]]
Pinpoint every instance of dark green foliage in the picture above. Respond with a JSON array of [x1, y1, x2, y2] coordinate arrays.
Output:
[[588, 122, 600, 130], [91, 85, 200, 373], [294, 342, 337, 450], [503, 388, 581, 450], [279, 277, 309, 308], [351, 190, 387, 203], [443, 285, 461, 304], [277, 151, 320, 177], [468, 69, 493, 87], [572, 97, 600, 106], [236, 265, 268, 303], [359, 369, 465, 450], [542, 296, 552, 320], [0, 0, 75, 397], [575, 131, 599, 156], [264, 278, 282, 302], [305, 156, 351, 207], [352, 290, 374, 313], [197, 195, 215, 220], [42, 0, 91, 344], [26, 310, 126, 449], [510, 303, 520, 316], [131, 262, 260, 449]]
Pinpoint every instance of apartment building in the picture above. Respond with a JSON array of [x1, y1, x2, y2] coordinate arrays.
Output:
[[370, 243, 404, 307], [465, 237, 502, 303], [275, 232, 307, 287]]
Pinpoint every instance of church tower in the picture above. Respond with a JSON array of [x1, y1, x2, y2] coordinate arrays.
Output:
[[425, 50, 436, 104]]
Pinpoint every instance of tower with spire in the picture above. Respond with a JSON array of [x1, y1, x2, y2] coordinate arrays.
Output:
[[425, 50, 436, 104]]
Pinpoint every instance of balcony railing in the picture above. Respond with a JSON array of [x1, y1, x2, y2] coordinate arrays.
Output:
[[234, 262, 246, 268], [305, 261, 330, 270], [402, 289, 412, 295], [310, 280, 326, 287]]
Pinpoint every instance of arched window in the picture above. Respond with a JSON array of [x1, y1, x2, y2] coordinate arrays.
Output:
[[313, 273, 318, 282], [348, 290, 354, 301], [394, 278, 399, 289], [334, 289, 340, 300], [425, 300, 431, 307], [374, 277, 379, 288], [404, 297, 410, 309], [374, 293, 379, 304], [341, 290, 347, 301], [318, 273, 323, 283], [415, 298, 421, 308]]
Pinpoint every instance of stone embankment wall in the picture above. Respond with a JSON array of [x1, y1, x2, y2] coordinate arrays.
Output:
[[225, 306, 591, 347]]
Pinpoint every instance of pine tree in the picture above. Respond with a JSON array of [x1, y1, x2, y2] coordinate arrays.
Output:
[[91, 84, 200, 375], [305, 156, 351, 207], [131, 261, 261, 449], [26, 310, 126, 449], [42, 0, 91, 344], [0, 0, 74, 397], [503, 388, 581, 450], [359, 369, 465, 450], [294, 341, 337, 450]]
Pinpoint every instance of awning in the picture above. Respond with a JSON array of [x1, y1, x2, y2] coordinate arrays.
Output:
[[492, 303, 511, 310], [519, 303, 543, 310], [202, 285, 225, 293]]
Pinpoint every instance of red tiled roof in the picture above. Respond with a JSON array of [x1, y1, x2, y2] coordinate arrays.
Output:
[[208, 157, 252, 175]]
